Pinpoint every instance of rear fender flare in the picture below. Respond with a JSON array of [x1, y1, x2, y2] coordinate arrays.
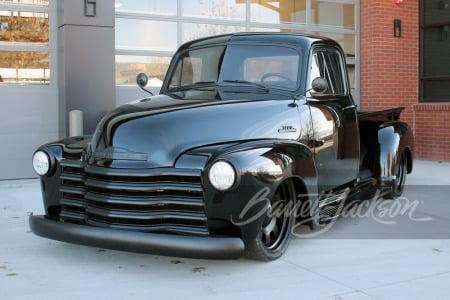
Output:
[[378, 121, 414, 182]]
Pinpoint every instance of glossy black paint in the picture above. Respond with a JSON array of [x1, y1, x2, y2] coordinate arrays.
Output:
[[30, 33, 414, 259], [29, 214, 244, 259], [89, 97, 305, 169]]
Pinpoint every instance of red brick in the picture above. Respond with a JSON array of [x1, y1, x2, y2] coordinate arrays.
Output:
[[360, 1, 450, 161]]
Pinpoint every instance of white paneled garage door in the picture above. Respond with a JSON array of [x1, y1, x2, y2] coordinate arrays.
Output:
[[0, 1, 59, 179]]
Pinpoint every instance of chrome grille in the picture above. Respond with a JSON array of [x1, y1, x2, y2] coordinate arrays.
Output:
[[59, 159, 209, 237]]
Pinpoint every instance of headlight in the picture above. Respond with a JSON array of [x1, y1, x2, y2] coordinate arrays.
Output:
[[209, 160, 236, 191], [32, 151, 50, 176]]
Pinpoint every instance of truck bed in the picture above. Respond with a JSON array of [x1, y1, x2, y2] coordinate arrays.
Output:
[[358, 107, 404, 122]]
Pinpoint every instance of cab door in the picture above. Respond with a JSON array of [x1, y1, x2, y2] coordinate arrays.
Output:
[[307, 46, 360, 193]]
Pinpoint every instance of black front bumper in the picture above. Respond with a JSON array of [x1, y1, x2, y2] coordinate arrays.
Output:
[[29, 214, 245, 259]]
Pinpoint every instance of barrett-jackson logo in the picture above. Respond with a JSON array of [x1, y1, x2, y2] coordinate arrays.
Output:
[[93, 147, 148, 161]]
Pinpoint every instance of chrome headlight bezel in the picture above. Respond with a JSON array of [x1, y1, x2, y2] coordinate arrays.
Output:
[[208, 160, 237, 191], [32, 150, 51, 176]]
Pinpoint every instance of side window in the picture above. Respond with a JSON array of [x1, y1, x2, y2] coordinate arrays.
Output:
[[310, 48, 347, 95], [310, 51, 327, 90], [327, 49, 346, 94]]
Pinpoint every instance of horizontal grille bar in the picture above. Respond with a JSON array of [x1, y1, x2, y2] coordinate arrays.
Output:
[[85, 192, 205, 207], [85, 218, 210, 236], [58, 159, 209, 237], [85, 178, 203, 193], [86, 205, 207, 222], [60, 208, 85, 221], [61, 159, 84, 169], [85, 165, 202, 178], [61, 197, 86, 208], [60, 186, 86, 196], [60, 172, 85, 182]]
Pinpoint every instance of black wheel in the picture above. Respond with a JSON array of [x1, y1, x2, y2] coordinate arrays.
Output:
[[245, 180, 296, 261], [384, 151, 408, 199]]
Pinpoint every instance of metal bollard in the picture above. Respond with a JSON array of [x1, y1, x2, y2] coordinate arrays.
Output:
[[69, 110, 83, 137]]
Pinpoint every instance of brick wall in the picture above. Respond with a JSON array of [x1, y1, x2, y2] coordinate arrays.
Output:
[[361, 0, 450, 162], [360, 0, 419, 127], [413, 104, 450, 161]]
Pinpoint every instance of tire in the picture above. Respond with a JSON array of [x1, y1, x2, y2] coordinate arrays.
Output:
[[384, 151, 408, 199], [245, 180, 296, 261]]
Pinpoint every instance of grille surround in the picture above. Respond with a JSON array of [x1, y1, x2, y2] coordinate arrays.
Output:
[[59, 159, 209, 237]]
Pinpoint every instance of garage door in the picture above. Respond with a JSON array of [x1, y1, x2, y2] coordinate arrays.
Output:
[[0, 1, 59, 180]]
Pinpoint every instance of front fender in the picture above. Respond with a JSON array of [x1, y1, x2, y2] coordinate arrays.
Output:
[[176, 140, 318, 241], [35, 135, 92, 215]]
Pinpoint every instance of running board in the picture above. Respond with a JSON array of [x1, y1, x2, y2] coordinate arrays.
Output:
[[318, 188, 350, 224], [319, 191, 348, 208]]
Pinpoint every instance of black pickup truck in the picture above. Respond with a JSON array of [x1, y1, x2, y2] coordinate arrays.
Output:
[[30, 33, 414, 261]]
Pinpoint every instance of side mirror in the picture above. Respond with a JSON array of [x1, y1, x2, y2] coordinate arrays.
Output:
[[311, 77, 328, 94], [136, 73, 153, 96], [136, 73, 148, 88]]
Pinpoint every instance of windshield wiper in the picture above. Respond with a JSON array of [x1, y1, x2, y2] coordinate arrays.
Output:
[[222, 79, 270, 93], [167, 82, 218, 93]]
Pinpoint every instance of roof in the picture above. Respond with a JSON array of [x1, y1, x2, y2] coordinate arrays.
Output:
[[178, 32, 339, 52]]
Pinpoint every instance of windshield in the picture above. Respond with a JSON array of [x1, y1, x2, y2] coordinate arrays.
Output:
[[164, 44, 301, 100]]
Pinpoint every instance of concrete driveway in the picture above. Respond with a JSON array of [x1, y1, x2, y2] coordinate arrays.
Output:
[[1, 160, 450, 300]]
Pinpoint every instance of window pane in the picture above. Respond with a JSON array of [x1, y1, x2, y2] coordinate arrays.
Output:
[[423, 28, 450, 78], [169, 56, 204, 87], [422, 80, 450, 102], [0, 0, 48, 6], [116, 55, 171, 85], [311, 1, 354, 29], [313, 32, 355, 58], [219, 45, 300, 90], [0, 11, 49, 43], [423, 0, 449, 26], [183, 23, 245, 43], [250, 0, 306, 25], [116, 18, 177, 51], [242, 52, 299, 89], [347, 64, 355, 90], [168, 46, 226, 88], [182, 0, 246, 20], [0, 51, 49, 83], [115, 0, 177, 15], [309, 49, 345, 94], [326, 49, 345, 93]]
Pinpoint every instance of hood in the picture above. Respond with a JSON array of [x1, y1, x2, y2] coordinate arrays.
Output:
[[89, 95, 304, 168]]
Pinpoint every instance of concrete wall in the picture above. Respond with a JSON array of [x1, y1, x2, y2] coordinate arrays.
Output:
[[57, 0, 115, 135]]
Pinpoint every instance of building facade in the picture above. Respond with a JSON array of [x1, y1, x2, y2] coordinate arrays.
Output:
[[0, 0, 447, 180]]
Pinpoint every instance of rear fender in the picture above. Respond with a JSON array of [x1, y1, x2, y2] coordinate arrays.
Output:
[[378, 121, 414, 182]]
